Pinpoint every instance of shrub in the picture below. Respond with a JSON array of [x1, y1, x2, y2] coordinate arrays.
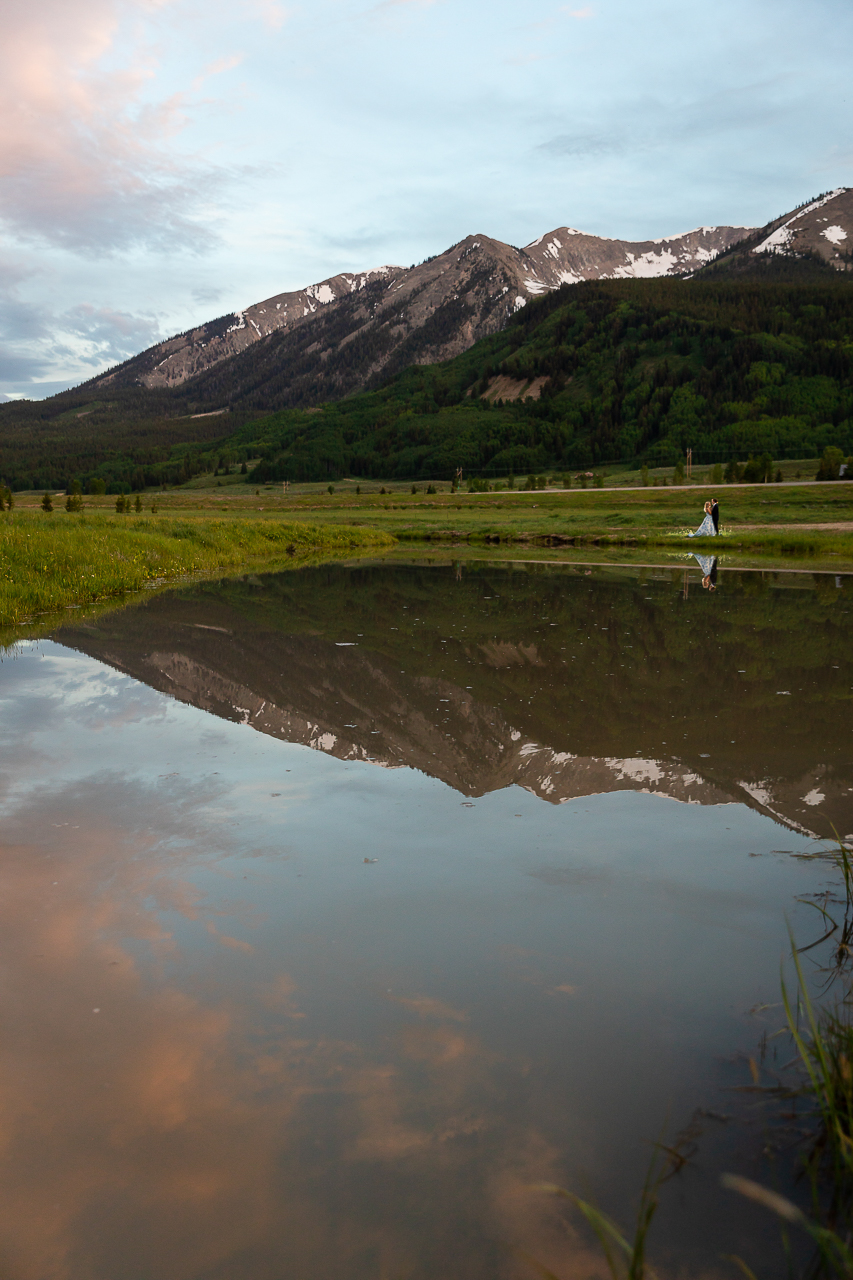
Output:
[[817, 446, 845, 481]]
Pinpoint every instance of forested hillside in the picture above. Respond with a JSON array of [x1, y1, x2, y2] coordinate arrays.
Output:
[[241, 278, 853, 483], [1, 278, 852, 490]]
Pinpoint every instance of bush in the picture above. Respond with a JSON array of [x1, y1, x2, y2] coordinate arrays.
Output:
[[817, 446, 846, 481], [742, 452, 773, 483], [41, 492, 53, 513]]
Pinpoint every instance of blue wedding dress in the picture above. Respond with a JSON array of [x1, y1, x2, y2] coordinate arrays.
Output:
[[688, 511, 716, 538]]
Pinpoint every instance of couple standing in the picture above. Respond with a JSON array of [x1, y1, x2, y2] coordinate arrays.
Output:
[[688, 497, 719, 538]]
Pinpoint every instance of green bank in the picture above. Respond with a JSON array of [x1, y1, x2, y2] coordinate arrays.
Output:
[[0, 514, 393, 630], [224, 481, 853, 564]]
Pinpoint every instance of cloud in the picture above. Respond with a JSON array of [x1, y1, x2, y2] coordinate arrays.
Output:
[[564, 5, 594, 16], [366, 0, 439, 17], [60, 304, 162, 358], [0, 282, 163, 393], [538, 132, 623, 157], [0, 0, 227, 256], [191, 53, 244, 93], [251, 0, 292, 28]]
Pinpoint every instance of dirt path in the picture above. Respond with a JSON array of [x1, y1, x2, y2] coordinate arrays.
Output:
[[732, 522, 853, 531]]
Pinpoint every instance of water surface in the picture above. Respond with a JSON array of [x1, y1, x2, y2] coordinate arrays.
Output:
[[0, 557, 851, 1279]]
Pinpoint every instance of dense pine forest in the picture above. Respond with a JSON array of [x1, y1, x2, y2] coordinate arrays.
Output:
[[1, 277, 852, 491], [243, 278, 853, 483]]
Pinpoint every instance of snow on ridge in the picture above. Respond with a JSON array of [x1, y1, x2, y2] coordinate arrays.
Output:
[[823, 225, 848, 245], [305, 283, 336, 305], [610, 248, 679, 278], [755, 189, 847, 255], [648, 225, 752, 245], [754, 225, 793, 255]]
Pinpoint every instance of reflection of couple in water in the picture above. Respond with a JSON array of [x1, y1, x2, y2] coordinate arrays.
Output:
[[692, 553, 718, 591], [688, 497, 719, 538], [688, 497, 719, 588]]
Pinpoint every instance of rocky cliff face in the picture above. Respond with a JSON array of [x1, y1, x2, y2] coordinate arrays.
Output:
[[697, 188, 852, 279], [97, 223, 749, 397]]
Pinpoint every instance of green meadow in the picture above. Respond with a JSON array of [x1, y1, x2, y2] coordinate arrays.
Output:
[[3, 478, 851, 636], [0, 513, 392, 631]]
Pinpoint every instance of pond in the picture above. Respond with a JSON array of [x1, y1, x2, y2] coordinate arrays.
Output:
[[0, 555, 851, 1279]]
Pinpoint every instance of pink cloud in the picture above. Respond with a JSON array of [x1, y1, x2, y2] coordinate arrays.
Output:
[[0, 0, 223, 254]]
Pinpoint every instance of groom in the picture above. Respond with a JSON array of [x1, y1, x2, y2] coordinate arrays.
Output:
[[710, 497, 719, 533]]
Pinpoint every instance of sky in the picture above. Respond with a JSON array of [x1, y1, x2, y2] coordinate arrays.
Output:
[[1, 0, 851, 400]]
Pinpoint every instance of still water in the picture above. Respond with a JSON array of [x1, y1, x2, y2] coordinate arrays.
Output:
[[1, 557, 851, 1280]]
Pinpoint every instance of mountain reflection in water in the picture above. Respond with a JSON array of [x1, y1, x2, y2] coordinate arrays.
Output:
[[0, 558, 847, 1280], [56, 559, 853, 841]]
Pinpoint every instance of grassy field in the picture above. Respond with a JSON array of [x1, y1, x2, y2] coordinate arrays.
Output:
[[3, 478, 851, 638], [17, 477, 851, 553], [0, 513, 392, 631]]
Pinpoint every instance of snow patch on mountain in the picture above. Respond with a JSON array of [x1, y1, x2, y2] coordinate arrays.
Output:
[[306, 283, 336, 304], [754, 188, 847, 255], [611, 248, 679, 278]]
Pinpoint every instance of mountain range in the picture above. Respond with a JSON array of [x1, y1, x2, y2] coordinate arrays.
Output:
[[97, 225, 749, 404], [95, 188, 851, 409], [1, 188, 851, 491]]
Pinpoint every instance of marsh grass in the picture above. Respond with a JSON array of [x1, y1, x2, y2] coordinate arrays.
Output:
[[531, 1151, 667, 1280], [0, 512, 392, 629], [528, 837, 853, 1280]]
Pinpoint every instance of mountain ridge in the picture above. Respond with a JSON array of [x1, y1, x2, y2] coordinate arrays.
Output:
[[97, 223, 751, 397]]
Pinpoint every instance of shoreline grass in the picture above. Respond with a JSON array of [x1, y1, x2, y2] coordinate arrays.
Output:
[[62, 480, 847, 564], [0, 512, 393, 630], [10, 482, 852, 565]]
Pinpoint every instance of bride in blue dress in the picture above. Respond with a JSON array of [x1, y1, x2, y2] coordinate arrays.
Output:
[[688, 501, 716, 537]]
